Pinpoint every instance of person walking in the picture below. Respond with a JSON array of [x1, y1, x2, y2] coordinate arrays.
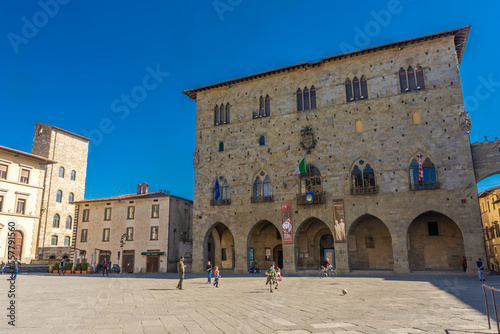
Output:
[[59, 259, 65, 275], [102, 258, 109, 277], [274, 267, 282, 290], [213, 266, 220, 288], [10, 258, 21, 280], [476, 258, 485, 281], [206, 261, 213, 284], [265, 264, 276, 293], [461, 256, 467, 272], [176, 256, 186, 290], [1, 261, 6, 274]]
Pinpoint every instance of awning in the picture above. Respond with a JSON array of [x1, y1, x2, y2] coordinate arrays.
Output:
[[141, 252, 165, 256]]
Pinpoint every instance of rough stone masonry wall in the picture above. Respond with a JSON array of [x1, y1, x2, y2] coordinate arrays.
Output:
[[32, 124, 89, 258], [192, 35, 485, 273]]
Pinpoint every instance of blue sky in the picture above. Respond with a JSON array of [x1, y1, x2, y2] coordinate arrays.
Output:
[[1, 0, 499, 200]]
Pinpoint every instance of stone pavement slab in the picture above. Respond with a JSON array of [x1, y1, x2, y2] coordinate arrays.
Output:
[[0, 272, 498, 333]]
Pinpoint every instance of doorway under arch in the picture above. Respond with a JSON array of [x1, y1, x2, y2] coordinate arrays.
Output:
[[407, 211, 465, 271], [204, 222, 235, 270], [349, 214, 394, 270], [295, 217, 333, 270], [248, 220, 282, 270]]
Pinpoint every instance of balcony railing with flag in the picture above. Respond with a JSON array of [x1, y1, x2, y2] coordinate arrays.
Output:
[[251, 195, 274, 203], [296, 191, 326, 205], [210, 198, 231, 206], [410, 181, 439, 191], [351, 185, 378, 195]]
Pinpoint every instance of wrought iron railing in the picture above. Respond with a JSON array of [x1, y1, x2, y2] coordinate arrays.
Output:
[[210, 198, 231, 206], [410, 181, 439, 190], [351, 185, 378, 195], [296, 191, 326, 205], [251, 195, 274, 203]]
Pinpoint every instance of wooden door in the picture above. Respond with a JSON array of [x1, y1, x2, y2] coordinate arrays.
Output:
[[146, 255, 159, 273], [14, 231, 23, 260], [123, 253, 135, 273]]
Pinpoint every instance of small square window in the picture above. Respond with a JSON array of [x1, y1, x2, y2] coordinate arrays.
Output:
[[428, 222, 439, 236]]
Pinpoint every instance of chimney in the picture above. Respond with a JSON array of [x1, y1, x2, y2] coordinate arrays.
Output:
[[137, 184, 142, 194], [141, 182, 149, 194]]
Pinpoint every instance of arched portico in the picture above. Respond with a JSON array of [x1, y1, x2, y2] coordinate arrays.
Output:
[[295, 217, 334, 270], [203, 222, 235, 270], [248, 220, 282, 270], [349, 214, 394, 270], [407, 211, 465, 271]]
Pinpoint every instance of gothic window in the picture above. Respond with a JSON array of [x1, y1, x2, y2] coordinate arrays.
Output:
[[59, 167, 65, 178], [346, 77, 368, 102], [351, 163, 377, 194], [220, 104, 225, 124], [409, 156, 438, 190], [225, 103, 230, 123], [303, 87, 310, 110], [310, 86, 316, 109], [53, 214, 60, 228], [399, 68, 408, 92], [345, 79, 353, 102], [416, 65, 425, 89], [407, 66, 416, 91], [259, 96, 264, 116], [56, 190, 62, 203], [252, 173, 273, 202], [214, 105, 220, 125], [297, 88, 303, 111], [212, 177, 231, 205], [259, 135, 265, 146], [66, 216, 72, 229], [265, 95, 270, 116], [360, 76, 368, 99], [219, 142, 224, 152], [300, 165, 322, 195]]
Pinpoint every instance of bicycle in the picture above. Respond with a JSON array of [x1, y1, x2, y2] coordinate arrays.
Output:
[[319, 266, 337, 278]]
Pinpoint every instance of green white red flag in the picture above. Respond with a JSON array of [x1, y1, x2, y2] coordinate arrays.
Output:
[[290, 158, 306, 176]]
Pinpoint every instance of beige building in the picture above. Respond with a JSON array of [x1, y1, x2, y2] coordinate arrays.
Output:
[[479, 186, 500, 271], [32, 123, 89, 260], [0, 145, 55, 263], [74, 183, 193, 273], [184, 26, 489, 274]]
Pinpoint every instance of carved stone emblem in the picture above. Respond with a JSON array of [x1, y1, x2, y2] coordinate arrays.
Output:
[[193, 152, 200, 168], [300, 126, 317, 154], [459, 111, 472, 134]]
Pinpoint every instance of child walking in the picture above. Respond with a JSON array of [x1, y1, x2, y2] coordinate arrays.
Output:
[[274, 268, 282, 290], [265, 264, 276, 293], [213, 266, 221, 288]]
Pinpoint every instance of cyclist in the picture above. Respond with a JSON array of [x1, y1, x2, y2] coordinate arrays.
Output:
[[322, 258, 333, 272]]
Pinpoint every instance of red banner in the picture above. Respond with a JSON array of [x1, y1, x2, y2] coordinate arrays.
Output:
[[281, 203, 293, 244]]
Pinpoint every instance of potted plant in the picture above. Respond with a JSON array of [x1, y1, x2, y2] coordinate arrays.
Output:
[[75, 262, 82, 274], [65, 262, 73, 274], [53, 262, 59, 274], [82, 262, 89, 274]]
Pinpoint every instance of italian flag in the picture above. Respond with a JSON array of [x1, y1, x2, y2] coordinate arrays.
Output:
[[290, 158, 306, 176]]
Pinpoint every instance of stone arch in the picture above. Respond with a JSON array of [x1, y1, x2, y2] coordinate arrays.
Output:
[[472, 139, 500, 183], [247, 220, 282, 270], [348, 214, 394, 270], [339, 61, 372, 83], [203, 222, 235, 270], [294, 217, 334, 270], [407, 211, 465, 271]]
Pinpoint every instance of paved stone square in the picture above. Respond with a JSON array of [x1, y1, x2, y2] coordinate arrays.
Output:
[[1, 271, 499, 333]]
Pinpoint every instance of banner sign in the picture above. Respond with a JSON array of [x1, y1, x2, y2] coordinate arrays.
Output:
[[333, 199, 346, 243], [281, 202, 293, 244]]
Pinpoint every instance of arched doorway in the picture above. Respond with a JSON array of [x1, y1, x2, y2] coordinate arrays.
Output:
[[408, 211, 465, 271], [295, 217, 333, 270], [14, 231, 23, 260], [248, 220, 282, 270], [349, 214, 393, 270], [204, 222, 234, 270]]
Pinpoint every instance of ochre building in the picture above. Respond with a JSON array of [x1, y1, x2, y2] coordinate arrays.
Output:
[[184, 26, 487, 274], [479, 186, 500, 271]]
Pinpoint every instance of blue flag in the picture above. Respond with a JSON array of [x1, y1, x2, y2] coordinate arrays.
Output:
[[214, 177, 220, 200]]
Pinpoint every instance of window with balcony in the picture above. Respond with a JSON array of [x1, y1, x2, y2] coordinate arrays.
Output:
[[297, 164, 325, 205], [211, 176, 231, 205], [252, 172, 273, 203], [351, 162, 377, 195], [410, 156, 438, 190]]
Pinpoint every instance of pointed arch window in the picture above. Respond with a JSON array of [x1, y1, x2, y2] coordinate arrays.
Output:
[[303, 87, 310, 110], [297, 86, 317, 111], [409, 156, 438, 190], [407, 66, 416, 91], [220, 104, 225, 124], [310, 86, 317, 109], [416, 65, 425, 89], [351, 162, 377, 194], [219, 142, 224, 152], [212, 177, 231, 205], [214, 105, 220, 125], [399, 68, 408, 92], [265, 95, 270, 116], [259, 135, 265, 146], [252, 173, 273, 202], [297, 164, 325, 205], [66, 216, 72, 229], [225, 103, 230, 123], [296, 88, 303, 111], [400, 65, 425, 93], [346, 77, 368, 102], [214, 103, 230, 126], [259, 96, 265, 116], [53, 214, 60, 228]]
